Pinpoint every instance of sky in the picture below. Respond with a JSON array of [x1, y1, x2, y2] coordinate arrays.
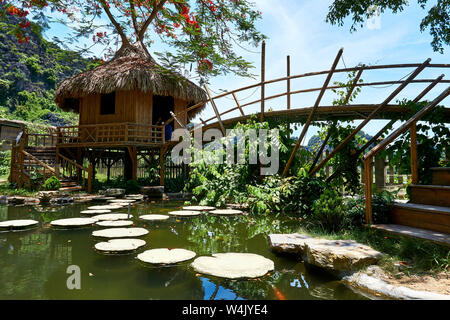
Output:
[[45, 0, 450, 144]]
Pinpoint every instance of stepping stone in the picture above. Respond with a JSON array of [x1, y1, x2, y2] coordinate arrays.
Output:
[[168, 210, 203, 217], [111, 202, 134, 207], [209, 209, 243, 216], [126, 194, 144, 200], [95, 239, 146, 254], [191, 253, 274, 279], [92, 227, 148, 238], [140, 214, 170, 221], [182, 206, 216, 211], [0, 219, 39, 231], [51, 218, 97, 228], [107, 199, 135, 204], [81, 209, 112, 215], [137, 248, 196, 265], [96, 220, 133, 227], [92, 213, 130, 221], [93, 196, 116, 202], [88, 205, 124, 210]]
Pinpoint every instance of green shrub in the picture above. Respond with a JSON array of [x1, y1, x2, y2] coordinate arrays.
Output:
[[346, 190, 393, 227], [125, 180, 141, 194], [43, 176, 61, 190], [309, 187, 347, 232]]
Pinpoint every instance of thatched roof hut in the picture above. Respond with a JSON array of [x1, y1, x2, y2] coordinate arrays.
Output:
[[54, 42, 207, 120]]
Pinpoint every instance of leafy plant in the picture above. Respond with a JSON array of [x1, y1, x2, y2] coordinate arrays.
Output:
[[42, 176, 61, 191], [309, 187, 347, 232]]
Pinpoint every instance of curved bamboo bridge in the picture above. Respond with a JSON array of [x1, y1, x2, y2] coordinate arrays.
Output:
[[9, 46, 450, 242]]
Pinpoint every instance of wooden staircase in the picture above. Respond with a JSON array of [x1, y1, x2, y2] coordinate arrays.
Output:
[[390, 167, 450, 234], [9, 131, 84, 191]]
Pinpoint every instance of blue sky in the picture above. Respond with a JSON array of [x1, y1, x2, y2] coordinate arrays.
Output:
[[45, 0, 449, 143]]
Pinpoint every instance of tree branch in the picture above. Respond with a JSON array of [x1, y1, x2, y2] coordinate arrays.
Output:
[[129, 0, 140, 41], [137, 0, 168, 41], [99, 0, 130, 47]]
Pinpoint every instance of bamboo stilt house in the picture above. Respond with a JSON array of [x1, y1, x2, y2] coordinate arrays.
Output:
[[51, 42, 207, 183]]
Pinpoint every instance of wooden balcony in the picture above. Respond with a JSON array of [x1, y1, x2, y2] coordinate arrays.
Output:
[[56, 122, 165, 148]]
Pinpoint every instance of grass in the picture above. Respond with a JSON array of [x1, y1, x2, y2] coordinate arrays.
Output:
[[0, 182, 38, 197], [296, 224, 450, 276]]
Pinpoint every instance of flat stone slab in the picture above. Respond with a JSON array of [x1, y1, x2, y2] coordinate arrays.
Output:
[[81, 209, 112, 215], [126, 194, 144, 200], [168, 210, 203, 217], [92, 213, 130, 221], [96, 220, 133, 227], [209, 209, 243, 216], [87, 205, 124, 210], [140, 214, 170, 221], [269, 233, 382, 275], [92, 196, 117, 202], [92, 227, 149, 238], [107, 199, 135, 204], [51, 218, 97, 228], [0, 219, 39, 230], [182, 206, 216, 211], [137, 248, 196, 265], [191, 253, 274, 279], [95, 239, 146, 254]]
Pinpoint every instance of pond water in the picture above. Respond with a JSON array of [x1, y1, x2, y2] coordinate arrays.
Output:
[[0, 201, 367, 300]]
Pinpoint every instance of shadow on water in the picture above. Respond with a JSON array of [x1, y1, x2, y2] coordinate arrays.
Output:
[[0, 201, 367, 300]]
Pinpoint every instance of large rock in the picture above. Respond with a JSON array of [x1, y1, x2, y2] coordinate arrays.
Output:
[[36, 191, 60, 203], [269, 233, 383, 276], [140, 186, 164, 198], [103, 188, 126, 197]]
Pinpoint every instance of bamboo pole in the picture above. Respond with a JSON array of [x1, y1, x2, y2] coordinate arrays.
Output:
[[410, 123, 418, 184], [282, 48, 344, 176], [232, 93, 245, 116], [287, 55, 291, 138], [204, 84, 226, 135], [260, 40, 266, 122]]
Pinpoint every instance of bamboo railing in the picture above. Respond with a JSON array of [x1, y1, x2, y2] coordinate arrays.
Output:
[[363, 86, 450, 224], [56, 122, 165, 147]]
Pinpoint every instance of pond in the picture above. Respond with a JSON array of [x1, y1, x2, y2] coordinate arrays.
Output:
[[0, 201, 366, 300]]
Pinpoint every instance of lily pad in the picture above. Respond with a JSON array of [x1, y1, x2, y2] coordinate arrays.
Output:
[[209, 209, 243, 216], [182, 206, 216, 211], [91, 213, 130, 221], [0, 219, 39, 231], [81, 209, 112, 215]]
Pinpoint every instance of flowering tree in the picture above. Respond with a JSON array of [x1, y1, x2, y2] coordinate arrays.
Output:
[[1, 0, 265, 81]]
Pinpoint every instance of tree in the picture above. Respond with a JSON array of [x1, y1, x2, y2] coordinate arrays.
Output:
[[0, 0, 266, 82], [326, 0, 449, 53]]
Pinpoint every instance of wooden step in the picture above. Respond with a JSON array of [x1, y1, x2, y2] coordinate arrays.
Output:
[[389, 203, 450, 234], [371, 224, 450, 247], [409, 184, 450, 207], [431, 167, 450, 186]]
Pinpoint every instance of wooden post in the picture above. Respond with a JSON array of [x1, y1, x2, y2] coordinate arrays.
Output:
[[287, 55, 291, 138], [410, 122, 418, 184], [87, 164, 93, 194], [159, 147, 165, 186], [364, 157, 373, 224], [55, 147, 60, 179], [260, 40, 265, 122], [10, 141, 16, 183]]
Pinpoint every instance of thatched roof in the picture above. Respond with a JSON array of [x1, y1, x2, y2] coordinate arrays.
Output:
[[54, 42, 207, 118]]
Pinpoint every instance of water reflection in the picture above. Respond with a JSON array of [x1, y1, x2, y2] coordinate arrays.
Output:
[[0, 202, 367, 300]]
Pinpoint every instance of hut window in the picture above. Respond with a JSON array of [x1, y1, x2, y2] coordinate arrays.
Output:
[[100, 92, 116, 115]]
